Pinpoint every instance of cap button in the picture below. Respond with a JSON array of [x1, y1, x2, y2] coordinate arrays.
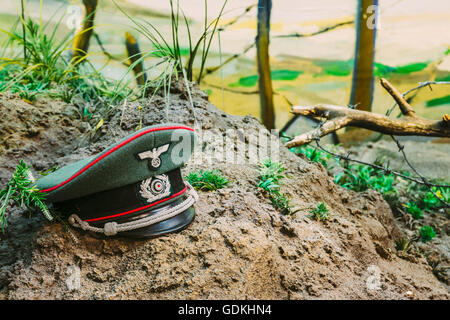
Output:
[[103, 222, 118, 236]]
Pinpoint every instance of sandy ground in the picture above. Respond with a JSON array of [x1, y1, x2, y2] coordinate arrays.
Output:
[[0, 82, 448, 299]]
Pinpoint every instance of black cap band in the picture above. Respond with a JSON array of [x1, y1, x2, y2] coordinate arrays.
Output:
[[54, 168, 186, 223]]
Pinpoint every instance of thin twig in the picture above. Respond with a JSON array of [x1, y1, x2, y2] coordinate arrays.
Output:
[[274, 20, 354, 38], [119, 98, 127, 126], [219, 4, 256, 30], [205, 42, 255, 75], [386, 81, 450, 117], [289, 104, 449, 144], [202, 81, 259, 94], [202, 81, 296, 106], [403, 81, 450, 97], [380, 78, 416, 117], [93, 33, 130, 67]]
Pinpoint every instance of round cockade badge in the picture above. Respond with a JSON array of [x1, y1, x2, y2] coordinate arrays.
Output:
[[139, 174, 171, 203], [151, 178, 164, 192]]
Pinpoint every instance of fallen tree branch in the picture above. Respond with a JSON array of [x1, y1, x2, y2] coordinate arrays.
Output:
[[285, 104, 449, 147], [380, 78, 417, 118], [386, 80, 450, 117], [285, 78, 449, 148], [286, 116, 351, 146]]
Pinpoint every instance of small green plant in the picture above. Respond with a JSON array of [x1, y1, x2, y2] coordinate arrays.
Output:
[[186, 169, 229, 191], [257, 159, 294, 215], [268, 193, 292, 215], [293, 145, 331, 167], [283, 133, 450, 248], [335, 165, 372, 192], [419, 225, 436, 243], [334, 163, 398, 199], [395, 238, 411, 252], [258, 159, 286, 185], [0, 160, 51, 232], [404, 202, 423, 219], [310, 202, 331, 221], [422, 187, 449, 210], [423, 192, 440, 210]]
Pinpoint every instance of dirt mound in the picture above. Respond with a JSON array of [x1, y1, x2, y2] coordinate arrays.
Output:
[[0, 93, 88, 184], [0, 85, 448, 299]]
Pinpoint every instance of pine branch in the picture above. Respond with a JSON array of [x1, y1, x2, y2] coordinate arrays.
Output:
[[0, 160, 52, 232]]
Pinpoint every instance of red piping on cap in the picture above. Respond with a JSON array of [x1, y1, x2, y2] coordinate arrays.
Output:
[[40, 126, 194, 193], [84, 185, 188, 222]]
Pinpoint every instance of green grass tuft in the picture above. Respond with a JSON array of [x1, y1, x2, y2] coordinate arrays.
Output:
[[310, 202, 330, 221], [289, 144, 332, 167], [0, 14, 132, 109], [186, 169, 229, 191], [334, 164, 397, 195], [116, 0, 228, 83], [395, 238, 411, 252]]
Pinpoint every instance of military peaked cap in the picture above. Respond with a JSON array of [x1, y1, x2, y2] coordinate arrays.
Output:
[[36, 123, 198, 238]]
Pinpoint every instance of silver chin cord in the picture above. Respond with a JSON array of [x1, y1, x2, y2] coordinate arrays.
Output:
[[68, 182, 198, 236]]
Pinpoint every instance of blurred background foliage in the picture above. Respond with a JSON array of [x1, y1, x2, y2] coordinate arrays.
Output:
[[1, 0, 448, 131]]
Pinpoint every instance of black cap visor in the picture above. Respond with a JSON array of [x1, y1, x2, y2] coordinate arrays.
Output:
[[89, 194, 196, 239]]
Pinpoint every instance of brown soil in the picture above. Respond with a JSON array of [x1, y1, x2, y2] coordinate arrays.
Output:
[[0, 83, 448, 300]]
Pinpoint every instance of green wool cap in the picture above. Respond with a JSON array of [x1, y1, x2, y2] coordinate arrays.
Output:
[[36, 123, 196, 202], [35, 123, 198, 238]]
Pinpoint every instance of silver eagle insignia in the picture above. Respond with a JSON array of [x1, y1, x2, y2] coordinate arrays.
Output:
[[137, 143, 170, 170]]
